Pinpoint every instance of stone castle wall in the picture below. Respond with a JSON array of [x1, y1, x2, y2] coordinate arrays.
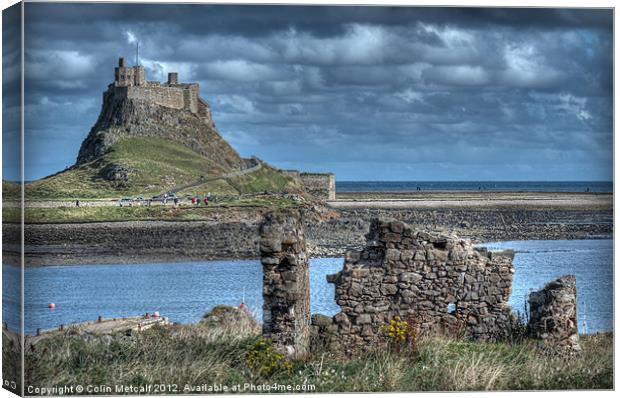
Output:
[[123, 85, 186, 110], [111, 59, 201, 115], [300, 173, 336, 200], [197, 98, 215, 128], [282, 171, 336, 200], [185, 84, 199, 114], [110, 83, 201, 113]]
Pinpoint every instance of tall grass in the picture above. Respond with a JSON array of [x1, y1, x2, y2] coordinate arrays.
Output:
[[14, 319, 612, 394]]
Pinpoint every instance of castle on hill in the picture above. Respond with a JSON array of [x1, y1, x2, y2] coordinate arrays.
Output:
[[109, 57, 211, 119], [98, 56, 335, 200]]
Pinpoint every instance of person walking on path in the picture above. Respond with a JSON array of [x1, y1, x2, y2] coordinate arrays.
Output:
[[75, 199, 80, 207]]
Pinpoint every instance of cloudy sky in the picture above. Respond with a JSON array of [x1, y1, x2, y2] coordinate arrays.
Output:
[[2, 2, 613, 181]]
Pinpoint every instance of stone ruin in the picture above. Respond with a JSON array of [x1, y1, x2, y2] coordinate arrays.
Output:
[[260, 211, 311, 359], [259, 213, 580, 357], [528, 275, 581, 352], [313, 219, 517, 352]]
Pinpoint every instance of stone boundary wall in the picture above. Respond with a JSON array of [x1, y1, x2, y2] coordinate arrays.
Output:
[[528, 275, 581, 352], [260, 212, 311, 358]]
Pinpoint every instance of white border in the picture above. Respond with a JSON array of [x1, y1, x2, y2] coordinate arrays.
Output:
[[0, 2, 616, 398]]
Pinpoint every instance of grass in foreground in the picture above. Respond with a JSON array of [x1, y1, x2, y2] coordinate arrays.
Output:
[[16, 320, 613, 393]]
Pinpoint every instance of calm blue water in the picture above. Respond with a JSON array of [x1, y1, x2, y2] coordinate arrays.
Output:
[[337, 181, 612, 193], [2, 240, 612, 335], [481, 240, 613, 333]]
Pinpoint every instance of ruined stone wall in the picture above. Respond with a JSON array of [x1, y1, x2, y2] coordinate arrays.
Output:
[[528, 275, 581, 352], [299, 173, 336, 200], [260, 212, 311, 358], [312, 219, 517, 353]]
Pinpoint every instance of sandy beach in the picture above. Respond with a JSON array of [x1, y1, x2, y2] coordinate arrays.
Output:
[[329, 191, 612, 210]]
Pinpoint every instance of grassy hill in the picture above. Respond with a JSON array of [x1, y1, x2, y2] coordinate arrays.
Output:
[[6, 82, 305, 203], [23, 136, 300, 200]]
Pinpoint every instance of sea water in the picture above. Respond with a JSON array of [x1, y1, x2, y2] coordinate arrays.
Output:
[[2, 239, 612, 335], [336, 181, 612, 193]]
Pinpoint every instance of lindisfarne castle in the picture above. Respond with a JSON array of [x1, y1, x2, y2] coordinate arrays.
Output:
[[75, 55, 336, 200], [108, 56, 212, 120]]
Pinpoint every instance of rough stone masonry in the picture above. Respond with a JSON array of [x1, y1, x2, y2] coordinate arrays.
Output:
[[260, 214, 581, 356], [528, 275, 581, 352], [312, 218, 518, 353], [260, 211, 311, 359]]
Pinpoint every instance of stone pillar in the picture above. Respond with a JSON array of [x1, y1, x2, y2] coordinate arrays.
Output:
[[260, 211, 311, 359], [528, 275, 581, 352]]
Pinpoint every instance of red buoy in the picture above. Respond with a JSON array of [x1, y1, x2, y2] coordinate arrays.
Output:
[[48, 303, 56, 309]]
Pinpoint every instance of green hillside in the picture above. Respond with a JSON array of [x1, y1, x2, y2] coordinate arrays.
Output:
[[24, 137, 300, 200]]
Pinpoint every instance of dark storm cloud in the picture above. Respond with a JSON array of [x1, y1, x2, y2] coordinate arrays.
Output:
[[2, 2, 21, 180], [11, 2, 614, 181]]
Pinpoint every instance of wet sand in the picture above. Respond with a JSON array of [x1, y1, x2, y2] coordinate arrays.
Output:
[[329, 191, 612, 210], [3, 191, 612, 266]]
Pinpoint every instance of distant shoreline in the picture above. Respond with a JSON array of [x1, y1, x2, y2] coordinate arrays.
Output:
[[2, 191, 613, 267], [2, 195, 612, 266], [336, 180, 613, 194], [330, 191, 612, 210]]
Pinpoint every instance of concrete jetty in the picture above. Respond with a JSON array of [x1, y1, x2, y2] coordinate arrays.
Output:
[[2, 315, 171, 345]]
